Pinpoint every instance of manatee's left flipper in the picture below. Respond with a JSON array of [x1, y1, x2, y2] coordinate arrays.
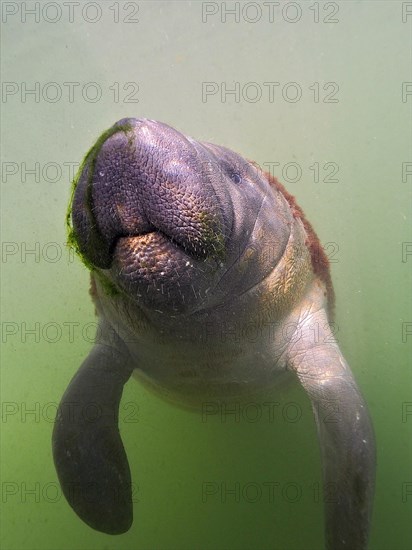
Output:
[[52, 335, 134, 534], [287, 308, 376, 550]]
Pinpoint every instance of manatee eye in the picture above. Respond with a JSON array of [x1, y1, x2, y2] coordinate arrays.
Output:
[[220, 159, 243, 185], [230, 172, 242, 184]]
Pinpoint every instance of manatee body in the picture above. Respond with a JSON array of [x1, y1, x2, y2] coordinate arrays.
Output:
[[53, 119, 375, 548]]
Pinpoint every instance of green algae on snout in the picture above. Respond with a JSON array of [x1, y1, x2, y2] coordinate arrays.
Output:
[[66, 123, 133, 271], [66, 123, 134, 296], [197, 211, 226, 262]]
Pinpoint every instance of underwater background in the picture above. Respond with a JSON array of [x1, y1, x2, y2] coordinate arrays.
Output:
[[1, 1, 411, 549]]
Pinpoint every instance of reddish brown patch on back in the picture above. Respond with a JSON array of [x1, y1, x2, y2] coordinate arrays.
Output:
[[263, 171, 335, 319]]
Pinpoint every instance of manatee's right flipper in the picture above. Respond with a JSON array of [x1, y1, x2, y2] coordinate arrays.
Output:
[[52, 338, 134, 534], [288, 308, 376, 550]]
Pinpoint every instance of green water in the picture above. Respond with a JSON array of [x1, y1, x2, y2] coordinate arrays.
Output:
[[1, 1, 411, 549]]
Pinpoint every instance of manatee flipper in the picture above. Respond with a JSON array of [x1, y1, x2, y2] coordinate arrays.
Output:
[[52, 336, 134, 534], [288, 308, 376, 550]]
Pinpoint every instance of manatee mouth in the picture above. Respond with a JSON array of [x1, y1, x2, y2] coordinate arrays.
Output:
[[70, 119, 228, 309], [105, 216, 220, 271], [112, 231, 210, 301], [108, 201, 223, 266]]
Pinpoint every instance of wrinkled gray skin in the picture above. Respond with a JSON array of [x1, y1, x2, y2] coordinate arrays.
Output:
[[53, 118, 375, 548]]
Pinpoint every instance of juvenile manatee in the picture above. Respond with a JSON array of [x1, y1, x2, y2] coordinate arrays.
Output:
[[53, 118, 375, 548]]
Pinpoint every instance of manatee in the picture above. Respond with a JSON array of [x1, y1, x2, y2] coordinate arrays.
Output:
[[53, 118, 375, 548]]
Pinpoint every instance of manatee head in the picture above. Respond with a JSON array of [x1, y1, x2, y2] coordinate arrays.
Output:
[[69, 118, 298, 318]]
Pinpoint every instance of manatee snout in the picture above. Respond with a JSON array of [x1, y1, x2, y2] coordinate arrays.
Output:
[[71, 119, 230, 310]]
